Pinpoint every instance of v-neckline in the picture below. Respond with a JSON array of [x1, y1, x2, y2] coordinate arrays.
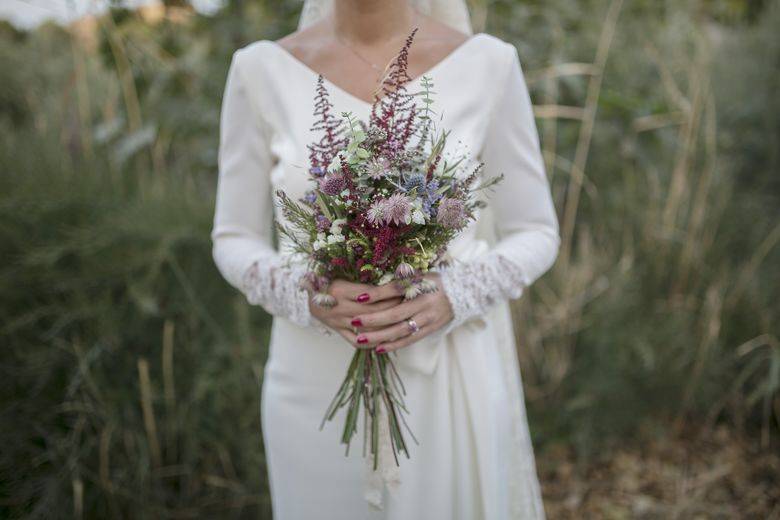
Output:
[[268, 33, 484, 107]]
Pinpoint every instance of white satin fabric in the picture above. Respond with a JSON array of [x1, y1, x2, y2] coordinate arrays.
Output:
[[211, 33, 557, 519]]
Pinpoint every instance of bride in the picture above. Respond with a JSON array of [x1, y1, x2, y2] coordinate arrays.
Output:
[[211, 0, 560, 518]]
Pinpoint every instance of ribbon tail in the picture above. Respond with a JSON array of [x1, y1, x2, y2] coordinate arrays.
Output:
[[363, 400, 402, 510]]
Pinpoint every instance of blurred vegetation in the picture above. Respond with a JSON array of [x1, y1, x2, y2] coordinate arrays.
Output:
[[1, 0, 778, 518]]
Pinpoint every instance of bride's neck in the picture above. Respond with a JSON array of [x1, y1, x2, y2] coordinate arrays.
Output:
[[332, 0, 416, 45]]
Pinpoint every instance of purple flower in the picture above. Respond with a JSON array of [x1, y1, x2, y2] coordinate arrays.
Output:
[[319, 174, 346, 196], [436, 197, 466, 229], [309, 165, 325, 177], [383, 193, 412, 225], [315, 214, 331, 232], [303, 190, 317, 204]]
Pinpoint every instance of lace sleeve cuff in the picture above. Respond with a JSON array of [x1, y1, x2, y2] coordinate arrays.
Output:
[[240, 256, 315, 328], [438, 251, 527, 334]]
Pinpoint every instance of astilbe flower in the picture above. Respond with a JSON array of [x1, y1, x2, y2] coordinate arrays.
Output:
[[383, 193, 412, 225], [436, 197, 466, 229], [308, 76, 349, 173], [319, 174, 347, 196], [369, 29, 419, 158], [372, 226, 395, 264], [330, 257, 349, 270]]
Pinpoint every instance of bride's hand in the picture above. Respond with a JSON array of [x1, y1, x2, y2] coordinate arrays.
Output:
[[350, 273, 454, 353], [309, 279, 404, 346]]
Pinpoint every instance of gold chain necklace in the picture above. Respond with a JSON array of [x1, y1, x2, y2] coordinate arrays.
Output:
[[334, 28, 415, 82]]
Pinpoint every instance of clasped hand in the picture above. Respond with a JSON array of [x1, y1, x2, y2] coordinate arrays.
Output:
[[308, 273, 454, 353]]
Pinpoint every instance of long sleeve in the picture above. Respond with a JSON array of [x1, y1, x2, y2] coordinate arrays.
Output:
[[439, 44, 560, 331], [211, 50, 313, 327]]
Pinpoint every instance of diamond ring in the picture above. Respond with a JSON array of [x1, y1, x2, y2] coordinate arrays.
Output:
[[406, 319, 420, 335]]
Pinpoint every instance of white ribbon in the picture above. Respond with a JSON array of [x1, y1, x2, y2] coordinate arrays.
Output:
[[363, 401, 402, 509]]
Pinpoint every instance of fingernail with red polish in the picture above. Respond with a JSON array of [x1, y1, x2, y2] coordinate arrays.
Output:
[[350, 317, 363, 327], [375, 346, 386, 354], [356, 293, 370, 303], [357, 334, 368, 345]]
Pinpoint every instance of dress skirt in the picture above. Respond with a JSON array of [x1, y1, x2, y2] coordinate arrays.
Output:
[[260, 242, 546, 519]]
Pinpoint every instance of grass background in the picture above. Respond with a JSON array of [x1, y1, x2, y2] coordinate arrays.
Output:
[[1, 0, 778, 518]]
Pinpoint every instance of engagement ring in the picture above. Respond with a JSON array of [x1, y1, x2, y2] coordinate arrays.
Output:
[[407, 319, 420, 335]]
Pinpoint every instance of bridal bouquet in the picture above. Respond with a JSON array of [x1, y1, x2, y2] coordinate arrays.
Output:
[[275, 29, 502, 468]]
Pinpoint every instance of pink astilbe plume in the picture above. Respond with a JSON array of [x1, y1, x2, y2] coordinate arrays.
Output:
[[369, 28, 420, 158], [308, 76, 349, 175]]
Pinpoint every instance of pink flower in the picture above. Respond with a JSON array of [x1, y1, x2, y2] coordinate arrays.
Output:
[[366, 200, 387, 225], [364, 156, 392, 180], [383, 193, 411, 225], [436, 197, 466, 229]]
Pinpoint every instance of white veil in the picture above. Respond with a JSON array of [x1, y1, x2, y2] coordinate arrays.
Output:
[[297, 0, 474, 36]]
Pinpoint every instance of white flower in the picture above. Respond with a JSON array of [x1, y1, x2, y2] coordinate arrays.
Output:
[[378, 272, 395, 285], [340, 189, 350, 197], [412, 209, 426, 224], [312, 292, 337, 308], [313, 232, 328, 250], [404, 284, 422, 299], [329, 218, 347, 235], [327, 234, 345, 245]]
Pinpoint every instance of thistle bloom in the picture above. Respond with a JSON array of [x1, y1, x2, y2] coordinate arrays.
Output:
[[436, 197, 466, 229], [403, 173, 426, 194], [384, 193, 412, 225]]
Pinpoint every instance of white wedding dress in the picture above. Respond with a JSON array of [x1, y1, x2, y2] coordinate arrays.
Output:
[[211, 32, 559, 520]]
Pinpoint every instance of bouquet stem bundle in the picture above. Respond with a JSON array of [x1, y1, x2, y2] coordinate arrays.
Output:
[[321, 349, 417, 467]]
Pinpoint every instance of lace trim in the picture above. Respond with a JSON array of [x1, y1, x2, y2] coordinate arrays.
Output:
[[439, 251, 527, 334], [240, 255, 313, 327]]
